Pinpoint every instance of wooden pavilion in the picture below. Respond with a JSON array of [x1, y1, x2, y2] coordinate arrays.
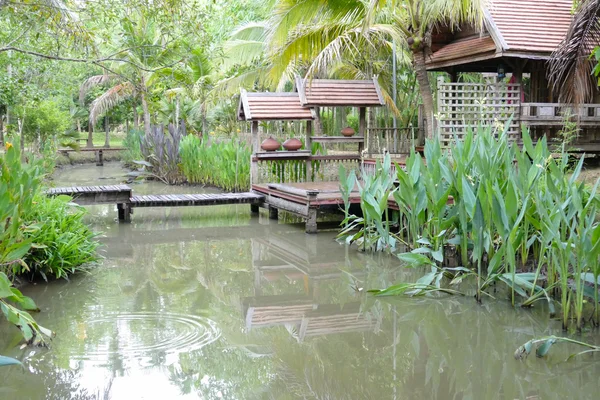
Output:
[[238, 79, 385, 233], [425, 0, 600, 150]]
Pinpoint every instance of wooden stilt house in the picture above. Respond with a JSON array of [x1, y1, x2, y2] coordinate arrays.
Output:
[[426, 0, 600, 151]]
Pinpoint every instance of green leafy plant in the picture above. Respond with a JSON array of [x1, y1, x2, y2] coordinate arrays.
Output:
[[0, 272, 53, 346], [0, 355, 22, 367], [341, 124, 600, 331], [515, 336, 600, 361]]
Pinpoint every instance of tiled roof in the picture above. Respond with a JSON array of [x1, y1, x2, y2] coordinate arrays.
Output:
[[428, 36, 497, 68], [488, 0, 573, 53], [296, 78, 385, 107], [238, 92, 314, 121]]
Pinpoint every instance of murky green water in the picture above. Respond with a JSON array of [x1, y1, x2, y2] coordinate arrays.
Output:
[[1, 163, 600, 399]]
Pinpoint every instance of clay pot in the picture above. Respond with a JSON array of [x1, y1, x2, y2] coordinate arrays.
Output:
[[282, 138, 303, 151], [341, 126, 356, 137], [261, 136, 281, 152]]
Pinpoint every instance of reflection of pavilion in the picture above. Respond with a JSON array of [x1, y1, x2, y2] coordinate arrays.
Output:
[[243, 231, 377, 342]]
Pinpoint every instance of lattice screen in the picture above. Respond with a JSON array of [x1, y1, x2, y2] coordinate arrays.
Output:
[[437, 82, 520, 146]]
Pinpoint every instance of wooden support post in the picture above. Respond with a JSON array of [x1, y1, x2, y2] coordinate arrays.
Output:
[[306, 208, 318, 234], [305, 191, 318, 234], [359, 107, 366, 157], [96, 150, 103, 166], [117, 203, 132, 223], [305, 120, 312, 181], [268, 206, 279, 220], [250, 121, 259, 185]]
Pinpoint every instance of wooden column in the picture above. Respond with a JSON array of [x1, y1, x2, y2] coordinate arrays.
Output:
[[359, 107, 366, 157], [96, 150, 104, 166], [305, 120, 312, 181], [268, 206, 279, 220], [250, 120, 259, 185], [305, 191, 318, 234], [117, 203, 132, 223]]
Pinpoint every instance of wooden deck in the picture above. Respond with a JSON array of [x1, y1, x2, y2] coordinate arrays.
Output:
[[252, 181, 402, 233], [130, 192, 263, 207]]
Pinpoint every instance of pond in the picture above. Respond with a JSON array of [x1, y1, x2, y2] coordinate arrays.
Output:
[[1, 163, 599, 399]]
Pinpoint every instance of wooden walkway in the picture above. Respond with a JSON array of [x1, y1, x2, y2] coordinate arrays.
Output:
[[46, 185, 132, 206], [130, 192, 263, 207], [47, 185, 265, 222]]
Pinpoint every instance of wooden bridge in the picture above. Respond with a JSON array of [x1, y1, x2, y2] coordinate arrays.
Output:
[[46, 185, 264, 222]]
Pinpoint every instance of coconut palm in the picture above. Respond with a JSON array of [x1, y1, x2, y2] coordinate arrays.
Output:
[[222, 0, 486, 140], [79, 14, 178, 145], [548, 0, 600, 105], [151, 46, 214, 136]]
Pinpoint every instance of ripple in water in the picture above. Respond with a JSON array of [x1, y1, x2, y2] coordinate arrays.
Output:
[[68, 312, 220, 361]]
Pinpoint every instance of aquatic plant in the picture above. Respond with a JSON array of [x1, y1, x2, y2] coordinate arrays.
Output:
[[140, 123, 186, 184], [179, 136, 251, 192], [0, 355, 22, 367], [340, 124, 600, 331], [515, 336, 600, 361], [122, 128, 144, 164]]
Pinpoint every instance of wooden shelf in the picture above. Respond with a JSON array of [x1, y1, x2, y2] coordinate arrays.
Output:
[[253, 150, 311, 160], [311, 136, 365, 143]]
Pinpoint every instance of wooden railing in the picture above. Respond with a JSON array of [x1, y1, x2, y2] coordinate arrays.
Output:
[[252, 154, 360, 185], [521, 103, 600, 126]]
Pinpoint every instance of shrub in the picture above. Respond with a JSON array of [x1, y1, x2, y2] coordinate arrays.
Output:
[[19, 195, 100, 280]]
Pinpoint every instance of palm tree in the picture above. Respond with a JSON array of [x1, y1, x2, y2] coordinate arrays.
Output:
[[223, 0, 486, 140], [151, 46, 214, 136], [79, 14, 177, 145], [548, 0, 600, 105]]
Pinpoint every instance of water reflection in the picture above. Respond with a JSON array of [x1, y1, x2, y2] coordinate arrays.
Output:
[[0, 163, 599, 399]]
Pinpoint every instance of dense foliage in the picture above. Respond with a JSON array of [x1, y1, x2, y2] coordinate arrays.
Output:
[[341, 126, 600, 332], [180, 135, 251, 191], [0, 143, 99, 343]]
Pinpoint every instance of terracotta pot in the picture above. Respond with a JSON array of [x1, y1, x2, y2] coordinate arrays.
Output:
[[261, 136, 281, 152], [282, 138, 302, 151], [341, 126, 356, 137]]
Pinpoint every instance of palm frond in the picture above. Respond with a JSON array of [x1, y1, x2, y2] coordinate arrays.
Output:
[[79, 74, 119, 104], [89, 82, 134, 126], [548, 0, 600, 104]]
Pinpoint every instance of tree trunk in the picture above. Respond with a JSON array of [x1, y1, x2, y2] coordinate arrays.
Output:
[[87, 122, 94, 148], [104, 115, 110, 148], [0, 114, 4, 145], [201, 104, 207, 138], [18, 116, 25, 162], [140, 76, 151, 136], [132, 97, 139, 131], [413, 49, 435, 140], [76, 119, 81, 134]]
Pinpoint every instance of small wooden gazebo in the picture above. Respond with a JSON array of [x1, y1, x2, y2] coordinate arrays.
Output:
[[238, 79, 385, 233]]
